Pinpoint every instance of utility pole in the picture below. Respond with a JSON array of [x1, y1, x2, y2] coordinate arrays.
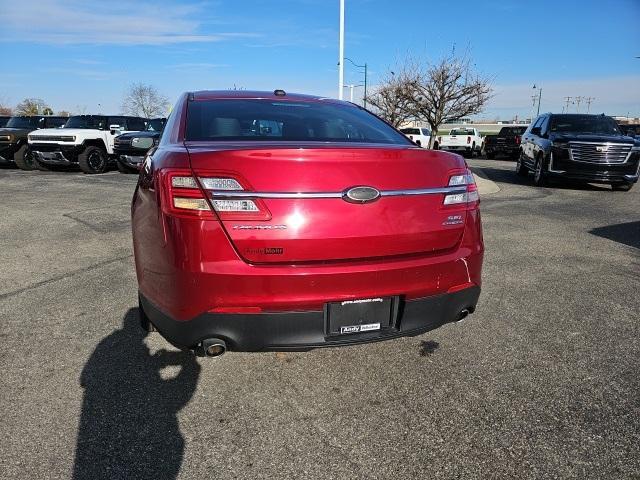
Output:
[[533, 84, 542, 116], [575, 96, 583, 113], [344, 57, 368, 109], [338, 0, 345, 100], [563, 96, 572, 114], [585, 97, 595, 113]]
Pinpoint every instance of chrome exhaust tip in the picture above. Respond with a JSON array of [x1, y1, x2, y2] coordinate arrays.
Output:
[[200, 338, 227, 357], [455, 309, 470, 323]]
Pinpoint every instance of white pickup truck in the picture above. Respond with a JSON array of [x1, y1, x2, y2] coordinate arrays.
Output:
[[28, 115, 147, 174], [438, 127, 483, 157]]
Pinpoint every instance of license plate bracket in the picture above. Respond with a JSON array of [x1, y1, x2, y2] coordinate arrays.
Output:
[[325, 296, 398, 336]]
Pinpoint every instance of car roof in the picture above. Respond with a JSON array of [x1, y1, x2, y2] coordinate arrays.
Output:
[[191, 90, 348, 105]]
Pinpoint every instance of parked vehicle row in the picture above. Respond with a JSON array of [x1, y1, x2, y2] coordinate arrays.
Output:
[[516, 113, 639, 191], [114, 117, 166, 173], [483, 126, 527, 159], [0, 115, 68, 169], [0, 114, 166, 174], [399, 127, 432, 147], [438, 127, 484, 157]]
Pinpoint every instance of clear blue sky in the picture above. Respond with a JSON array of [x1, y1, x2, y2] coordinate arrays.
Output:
[[1, 0, 639, 119]]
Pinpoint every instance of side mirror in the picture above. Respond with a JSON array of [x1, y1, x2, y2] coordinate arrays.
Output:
[[109, 124, 121, 134], [531, 127, 541, 136]]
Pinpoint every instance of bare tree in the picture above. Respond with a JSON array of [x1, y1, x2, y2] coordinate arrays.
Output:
[[407, 54, 492, 147], [121, 83, 170, 118], [0, 96, 12, 115], [370, 53, 492, 148], [366, 72, 416, 128], [15, 98, 50, 116]]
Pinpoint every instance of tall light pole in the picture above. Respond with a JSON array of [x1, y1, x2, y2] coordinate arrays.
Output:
[[338, 0, 345, 99]]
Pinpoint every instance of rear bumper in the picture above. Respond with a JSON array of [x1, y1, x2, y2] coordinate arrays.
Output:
[[440, 146, 472, 152], [485, 145, 518, 155], [140, 286, 481, 351]]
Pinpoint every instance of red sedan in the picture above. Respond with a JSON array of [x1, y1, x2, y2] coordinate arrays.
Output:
[[132, 90, 484, 356]]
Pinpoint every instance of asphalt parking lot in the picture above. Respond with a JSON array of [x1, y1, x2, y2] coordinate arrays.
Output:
[[1, 160, 639, 480]]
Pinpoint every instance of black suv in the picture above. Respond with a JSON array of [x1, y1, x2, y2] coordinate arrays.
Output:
[[517, 114, 639, 191], [0, 115, 68, 170], [113, 117, 166, 173]]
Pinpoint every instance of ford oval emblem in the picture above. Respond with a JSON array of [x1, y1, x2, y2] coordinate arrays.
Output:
[[342, 186, 381, 204]]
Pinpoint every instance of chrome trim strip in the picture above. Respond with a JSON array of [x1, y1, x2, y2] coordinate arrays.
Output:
[[209, 185, 467, 199]]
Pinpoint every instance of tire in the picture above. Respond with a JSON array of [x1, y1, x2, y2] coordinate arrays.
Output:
[[78, 146, 108, 174], [516, 152, 528, 177], [117, 160, 136, 174], [533, 154, 547, 186], [34, 157, 53, 171], [13, 144, 36, 171], [138, 295, 156, 333], [486, 151, 495, 159], [612, 183, 633, 192]]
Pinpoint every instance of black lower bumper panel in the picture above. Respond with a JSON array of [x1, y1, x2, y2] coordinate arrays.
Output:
[[139, 286, 481, 352]]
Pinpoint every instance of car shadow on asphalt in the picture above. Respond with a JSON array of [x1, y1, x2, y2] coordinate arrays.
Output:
[[72, 308, 201, 480], [474, 165, 611, 191], [419, 340, 440, 357], [590, 221, 640, 249]]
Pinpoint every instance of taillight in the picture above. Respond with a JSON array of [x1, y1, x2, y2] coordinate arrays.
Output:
[[467, 136, 471, 144], [162, 170, 270, 220], [444, 169, 479, 208], [515, 135, 521, 145]]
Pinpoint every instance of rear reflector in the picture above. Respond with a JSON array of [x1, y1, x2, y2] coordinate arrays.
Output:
[[173, 197, 210, 211]]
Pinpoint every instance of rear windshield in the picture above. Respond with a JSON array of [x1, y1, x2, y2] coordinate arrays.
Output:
[[450, 128, 474, 135], [63, 116, 107, 130], [499, 127, 527, 135], [186, 99, 411, 144], [6, 117, 41, 129], [549, 115, 621, 135], [400, 128, 420, 135]]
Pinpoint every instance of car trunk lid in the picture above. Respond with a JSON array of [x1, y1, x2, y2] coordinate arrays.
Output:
[[187, 143, 468, 264]]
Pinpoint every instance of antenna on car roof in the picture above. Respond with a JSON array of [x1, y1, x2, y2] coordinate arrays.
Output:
[[274, 89, 286, 97]]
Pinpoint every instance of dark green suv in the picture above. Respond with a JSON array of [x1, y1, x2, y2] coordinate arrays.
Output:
[[0, 116, 67, 170]]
